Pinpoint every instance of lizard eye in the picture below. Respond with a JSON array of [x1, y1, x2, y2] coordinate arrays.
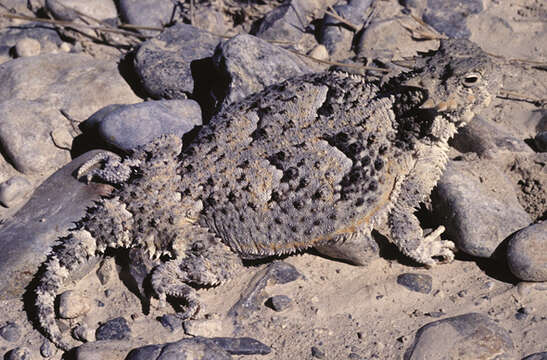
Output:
[[462, 72, 481, 87]]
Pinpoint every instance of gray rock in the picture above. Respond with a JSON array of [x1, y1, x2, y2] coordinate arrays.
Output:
[[85, 100, 202, 152], [96, 257, 116, 285], [229, 261, 301, 319], [320, 0, 373, 58], [451, 116, 534, 160], [118, 0, 179, 35], [58, 290, 91, 319], [127, 247, 157, 300], [210, 337, 271, 355], [0, 322, 21, 342], [311, 345, 326, 359], [134, 23, 222, 99], [72, 324, 95, 343], [159, 314, 182, 332], [422, 0, 483, 38], [0, 53, 140, 174], [95, 317, 131, 341], [126, 337, 232, 360], [535, 131, 547, 152], [0, 150, 114, 300], [0, 176, 32, 208], [74, 340, 131, 360], [434, 159, 531, 258], [405, 313, 514, 359], [507, 221, 547, 281], [0, 22, 62, 60], [396, 273, 432, 294], [46, 0, 118, 21], [40, 340, 55, 358], [5, 347, 31, 360], [252, 0, 313, 45], [213, 34, 314, 107], [523, 353, 547, 360], [266, 294, 292, 311], [14, 38, 41, 57]]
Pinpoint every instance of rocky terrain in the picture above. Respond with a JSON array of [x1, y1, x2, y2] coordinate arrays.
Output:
[[0, 0, 545, 359]]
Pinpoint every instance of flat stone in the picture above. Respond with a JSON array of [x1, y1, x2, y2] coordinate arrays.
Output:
[[0, 22, 62, 60], [522, 353, 547, 360], [433, 159, 531, 258], [46, 0, 118, 21], [134, 23, 222, 99], [396, 273, 432, 294], [266, 295, 292, 311], [507, 221, 547, 281], [0, 150, 114, 300], [210, 337, 271, 355], [118, 0, 179, 35], [422, 0, 483, 39], [75, 340, 132, 360], [125, 337, 232, 360], [213, 34, 314, 108], [405, 313, 514, 359], [0, 176, 32, 208], [159, 314, 182, 333], [95, 317, 131, 341], [85, 99, 202, 152]]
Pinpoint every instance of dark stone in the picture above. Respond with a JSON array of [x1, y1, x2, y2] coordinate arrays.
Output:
[[252, 0, 310, 43], [211, 337, 272, 355], [535, 131, 547, 152], [405, 313, 514, 359], [522, 352, 547, 360], [126, 247, 157, 300], [213, 34, 314, 108], [0, 151, 114, 300], [83, 100, 202, 152], [134, 23, 222, 99], [265, 295, 292, 311], [396, 273, 432, 294], [507, 221, 547, 281], [159, 314, 182, 332], [311, 345, 325, 359], [0, 322, 20, 342], [125, 344, 163, 360], [5, 347, 31, 360], [95, 317, 131, 341], [118, 0, 181, 36], [126, 337, 232, 360], [228, 261, 301, 318], [422, 0, 483, 38]]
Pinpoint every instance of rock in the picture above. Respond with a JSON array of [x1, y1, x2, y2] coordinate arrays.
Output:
[[405, 313, 514, 359], [0, 176, 32, 208], [96, 257, 116, 285], [159, 314, 182, 333], [0, 22, 62, 60], [46, 0, 118, 21], [433, 159, 531, 258], [134, 23, 222, 99], [396, 273, 432, 294], [320, 0, 373, 59], [183, 317, 233, 338], [266, 295, 292, 311], [84, 100, 202, 152], [73, 324, 96, 343], [58, 290, 91, 319], [507, 222, 547, 281], [535, 131, 547, 152], [118, 0, 179, 35], [213, 34, 314, 108], [229, 261, 301, 319], [210, 337, 271, 355], [311, 345, 326, 359], [308, 44, 329, 61], [14, 38, 41, 57], [74, 340, 131, 360], [0, 322, 21, 342], [125, 337, 232, 360], [95, 317, 131, 341], [422, 0, 483, 39], [126, 247, 157, 300], [252, 0, 316, 51], [451, 116, 534, 160], [0, 150, 114, 300], [191, 7, 228, 34], [40, 340, 55, 358], [522, 353, 547, 360], [0, 53, 140, 174], [5, 347, 31, 360]]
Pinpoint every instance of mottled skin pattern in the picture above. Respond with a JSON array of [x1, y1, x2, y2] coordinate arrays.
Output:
[[35, 39, 501, 350]]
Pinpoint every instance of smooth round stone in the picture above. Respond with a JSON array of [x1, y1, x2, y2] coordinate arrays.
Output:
[[58, 290, 91, 319], [396, 273, 433, 294], [507, 222, 547, 281], [14, 38, 41, 57], [0, 176, 32, 208], [95, 317, 131, 341], [90, 99, 202, 152], [406, 313, 514, 359], [266, 295, 292, 311]]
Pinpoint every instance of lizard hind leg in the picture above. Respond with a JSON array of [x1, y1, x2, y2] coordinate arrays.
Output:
[[151, 225, 242, 319]]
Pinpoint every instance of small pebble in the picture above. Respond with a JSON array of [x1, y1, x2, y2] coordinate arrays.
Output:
[[6, 347, 31, 360], [15, 38, 41, 57], [308, 45, 329, 61], [265, 295, 292, 311], [311, 346, 325, 359], [159, 314, 182, 332], [515, 307, 529, 320], [95, 317, 131, 341], [96, 257, 116, 285], [0, 322, 21, 342], [58, 290, 90, 319], [72, 323, 95, 343], [396, 273, 433, 294]]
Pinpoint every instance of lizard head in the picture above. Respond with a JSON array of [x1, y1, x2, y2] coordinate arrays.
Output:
[[394, 39, 502, 139]]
